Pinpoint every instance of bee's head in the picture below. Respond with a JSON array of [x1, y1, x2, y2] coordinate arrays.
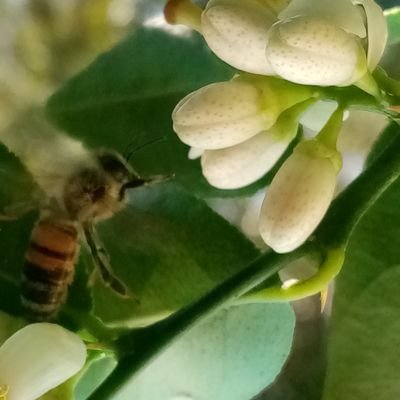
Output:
[[96, 150, 146, 201], [63, 149, 170, 222], [63, 150, 145, 221]]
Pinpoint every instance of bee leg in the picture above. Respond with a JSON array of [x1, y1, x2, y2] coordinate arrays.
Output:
[[83, 223, 139, 303], [0, 201, 35, 220]]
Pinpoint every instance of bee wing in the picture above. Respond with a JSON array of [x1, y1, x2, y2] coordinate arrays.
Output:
[[0, 147, 74, 216], [0, 145, 40, 213]]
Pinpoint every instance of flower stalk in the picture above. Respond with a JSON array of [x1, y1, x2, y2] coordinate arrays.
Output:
[[243, 248, 345, 302]]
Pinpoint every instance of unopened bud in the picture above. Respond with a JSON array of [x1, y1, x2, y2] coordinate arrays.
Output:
[[259, 141, 340, 253]]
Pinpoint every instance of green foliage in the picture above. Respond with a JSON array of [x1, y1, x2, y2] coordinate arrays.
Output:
[[0, 145, 36, 207], [111, 303, 294, 400], [323, 151, 400, 399], [386, 7, 400, 46], [0, 211, 36, 317], [40, 382, 74, 400], [0, 311, 24, 346], [365, 122, 399, 167], [74, 351, 117, 400], [38, 351, 117, 400]]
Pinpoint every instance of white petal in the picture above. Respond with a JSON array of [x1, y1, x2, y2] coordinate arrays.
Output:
[[188, 147, 205, 159], [173, 81, 270, 149], [259, 150, 337, 253], [266, 16, 367, 86], [201, 129, 291, 189], [202, 0, 277, 74], [278, 0, 366, 37], [354, 0, 388, 70], [240, 189, 266, 242], [0, 323, 86, 400]]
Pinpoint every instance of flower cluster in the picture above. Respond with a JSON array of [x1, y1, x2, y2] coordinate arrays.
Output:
[[166, 0, 387, 90], [166, 0, 387, 253]]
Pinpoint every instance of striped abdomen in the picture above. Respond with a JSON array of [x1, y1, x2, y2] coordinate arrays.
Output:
[[21, 219, 79, 321]]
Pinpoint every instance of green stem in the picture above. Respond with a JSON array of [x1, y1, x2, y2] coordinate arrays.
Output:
[[316, 106, 343, 151], [88, 245, 315, 399], [318, 86, 383, 112], [373, 66, 400, 98], [61, 307, 125, 342], [354, 72, 381, 99], [316, 123, 400, 248], [243, 248, 345, 302]]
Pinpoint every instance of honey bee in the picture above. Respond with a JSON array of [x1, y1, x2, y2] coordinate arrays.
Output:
[[0, 126, 165, 321]]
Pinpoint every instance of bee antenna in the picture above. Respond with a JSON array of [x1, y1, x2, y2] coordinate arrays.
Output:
[[124, 136, 167, 162], [121, 174, 174, 195]]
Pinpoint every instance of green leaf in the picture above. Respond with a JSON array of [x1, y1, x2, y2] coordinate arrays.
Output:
[[111, 303, 295, 400], [0, 144, 36, 208], [386, 7, 400, 46], [39, 349, 116, 400], [365, 122, 397, 167], [40, 383, 74, 400], [0, 211, 36, 316], [377, 1, 399, 10], [322, 175, 400, 399], [74, 351, 117, 400], [40, 376, 75, 400], [90, 183, 260, 327], [0, 311, 25, 346], [45, 27, 272, 198]]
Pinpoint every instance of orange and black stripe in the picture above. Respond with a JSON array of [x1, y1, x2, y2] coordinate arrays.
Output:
[[21, 219, 79, 321]]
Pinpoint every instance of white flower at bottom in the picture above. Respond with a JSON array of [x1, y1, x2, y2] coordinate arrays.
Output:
[[259, 141, 339, 253], [0, 323, 86, 400]]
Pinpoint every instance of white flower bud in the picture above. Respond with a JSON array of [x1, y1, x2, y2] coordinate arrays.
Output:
[[266, 16, 367, 86], [197, 0, 386, 88], [188, 147, 204, 159], [172, 80, 275, 149], [278, 0, 366, 38], [201, 129, 291, 189], [259, 143, 338, 253], [201, 0, 283, 75], [173, 75, 314, 152], [354, 0, 388, 71], [0, 323, 86, 400]]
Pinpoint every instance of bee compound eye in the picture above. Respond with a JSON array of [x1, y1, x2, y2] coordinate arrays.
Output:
[[97, 151, 132, 183]]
